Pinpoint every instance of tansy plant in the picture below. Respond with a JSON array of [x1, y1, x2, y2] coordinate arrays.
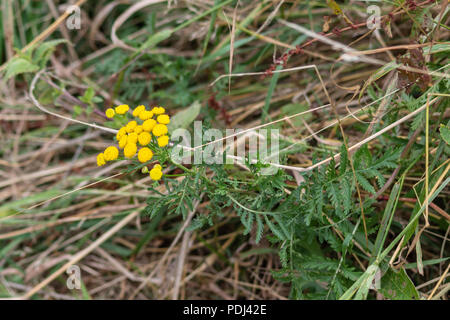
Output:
[[96, 104, 170, 181]]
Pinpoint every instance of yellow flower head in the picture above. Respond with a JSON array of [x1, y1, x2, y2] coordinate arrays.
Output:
[[152, 106, 165, 115], [100, 103, 170, 170], [97, 153, 106, 166], [116, 127, 127, 140], [138, 132, 152, 146], [124, 143, 137, 158], [104, 146, 119, 161], [126, 120, 138, 133], [138, 147, 153, 163], [105, 108, 115, 119], [143, 119, 157, 132], [157, 135, 169, 147], [139, 110, 153, 121], [115, 104, 130, 115], [118, 135, 128, 149], [157, 114, 170, 125], [127, 132, 138, 144], [150, 166, 163, 181], [133, 105, 146, 117], [152, 124, 168, 137]]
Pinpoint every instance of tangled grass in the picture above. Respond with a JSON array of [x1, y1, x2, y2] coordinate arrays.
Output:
[[0, 0, 449, 300]]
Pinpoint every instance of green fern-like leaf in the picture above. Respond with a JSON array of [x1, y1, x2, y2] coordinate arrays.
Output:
[[355, 172, 376, 194]]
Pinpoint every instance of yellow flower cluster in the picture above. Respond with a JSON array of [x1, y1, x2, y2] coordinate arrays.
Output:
[[97, 146, 119, 166], [149, 164, 163, 181], [97, 105, 170, 181], [115, 104, 130, 114]]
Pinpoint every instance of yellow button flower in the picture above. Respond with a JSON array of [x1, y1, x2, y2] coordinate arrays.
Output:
[[157, 135, 169, 147], [139, 110, 153, 121], [153, 164, 162, 170], [124, 143, 137, 158], [143, 119, 157, 132], [126, 120, 137, 133], [119, 135, 127, 149], [133, 105, 146, 117], [104, 146, 119, 161], [138, 132, 151, 146], [97, 153, 106, 166], [152, 124, 168, 137], [152, 106, 165, 115], [105, 108, 115, 119], [127, 132, 138, 144], [116, 127, 127, 140], [134, 125, 143, 135], [150, 167, 163, 180], [157, 114, 170, 124], [115, 104, 129, 114], [138, 147, 153, 163]]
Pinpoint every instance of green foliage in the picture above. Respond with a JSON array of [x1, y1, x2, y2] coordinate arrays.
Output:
[[142, 133, 415, 299], [2, 39, 67, 80], [4, 58, 39, 80], [145, 169, 205, 220], [74, 87, 103, 117], [148, 55, 199, 106], [440, 122, 450, 145], [379, 268, 419, 300], [2, 0, 448, 301], [168, 101, 202, 133]]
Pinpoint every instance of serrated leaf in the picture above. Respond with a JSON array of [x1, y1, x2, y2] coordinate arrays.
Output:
[[327, 182, 341, 211], [264, 215, 287, 241], [379, 268, 419, 300], [33, 39, 67, 67], [356, 173, 376, 195], [279, 245, 288, 267], [341, 179, 351, 214], [4, 58, 39, 80], [186, 216, 204, 232], [411, 111, 424, 130], [374, 170, 386, 189], [440, 124, 450, 144], [255, 215, 264, 243], [244, 212, 254, 235]]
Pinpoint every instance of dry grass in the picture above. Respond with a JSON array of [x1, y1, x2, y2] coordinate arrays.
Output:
[[0, 0, 449, 300]]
